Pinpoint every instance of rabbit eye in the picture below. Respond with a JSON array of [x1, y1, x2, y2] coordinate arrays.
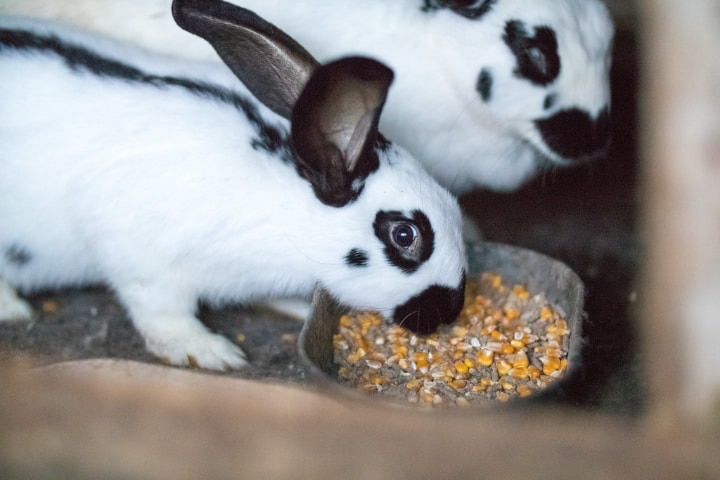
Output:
[[374, 210, 435, 274], [392, 223, 418, 249]]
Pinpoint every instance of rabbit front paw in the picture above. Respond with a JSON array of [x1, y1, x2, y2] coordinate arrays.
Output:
[[0, 279, 33, 322], [137, 315, 248, 371]]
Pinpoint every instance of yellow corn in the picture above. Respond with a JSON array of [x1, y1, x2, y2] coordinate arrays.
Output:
[[512, 284, 530, 300], [496, 358, 512, 376], [476, 349, 494, 367], [513, 350, 529, 368], [517, 384, 533, 397], [454, 360, 470, 375], [508, 366, 529, 379]]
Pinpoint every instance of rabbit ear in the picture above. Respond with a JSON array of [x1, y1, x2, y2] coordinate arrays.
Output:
[[290, 57, 393, 208], [172, 0, 319, 119]]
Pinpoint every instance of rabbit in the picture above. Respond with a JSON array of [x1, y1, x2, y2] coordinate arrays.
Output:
[[0, 0, 467, 370], [0, 0, 615, 194]]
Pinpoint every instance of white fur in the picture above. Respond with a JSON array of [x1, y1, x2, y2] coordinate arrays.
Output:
[[0, 0, 615, 193], [0, 16, 466, 369]]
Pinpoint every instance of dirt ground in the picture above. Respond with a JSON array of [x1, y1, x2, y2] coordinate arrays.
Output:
[[0, 15, 642, 417]]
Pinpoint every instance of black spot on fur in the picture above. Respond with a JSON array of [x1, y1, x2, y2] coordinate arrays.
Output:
[[543, 93, 557, 110], [421, 0, 497, 20], [392, 274, 466, 334], [535, 107, 610, 161], [477, 68, 493, 102], [503, 20, 560, 86], [345, 249, 369, 268], [0, 28, 292, 161], [373, 210, 434, 274], [4, 245, 32, 266]]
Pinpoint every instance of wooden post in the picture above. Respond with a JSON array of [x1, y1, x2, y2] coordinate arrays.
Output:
[[639, 0, 720, 427]]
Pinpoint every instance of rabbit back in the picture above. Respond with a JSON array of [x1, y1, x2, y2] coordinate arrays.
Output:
[[0, 17, 320, 299]]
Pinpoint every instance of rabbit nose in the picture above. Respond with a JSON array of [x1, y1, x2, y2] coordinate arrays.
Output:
[[535, 106, 610, 162], [392, 273, 466, 334]]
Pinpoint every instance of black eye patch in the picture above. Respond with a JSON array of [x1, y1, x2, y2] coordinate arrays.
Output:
[[503, 20, 560, 86], [373, 210, 434, 274], [432, 0, 498, 19]]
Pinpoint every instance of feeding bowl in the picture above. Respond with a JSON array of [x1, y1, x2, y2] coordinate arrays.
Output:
[[299, 241, 585, 408]]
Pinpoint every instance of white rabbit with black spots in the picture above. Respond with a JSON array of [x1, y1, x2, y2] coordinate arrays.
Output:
[[0, 0, 466, 370], [0, 0, 615, 194]]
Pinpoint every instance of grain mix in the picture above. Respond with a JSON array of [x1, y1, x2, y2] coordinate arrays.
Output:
[[333, 272, 571, 407]]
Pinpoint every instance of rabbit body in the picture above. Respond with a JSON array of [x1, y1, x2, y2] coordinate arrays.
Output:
[[0, 8, 466, 370], [0, 0, 615, 194]]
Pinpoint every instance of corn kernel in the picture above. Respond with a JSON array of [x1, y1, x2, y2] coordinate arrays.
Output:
[[513, 350, 529, 368], [508, 366, 528, 379], [476, 349, 494, 367], [454, 360, 469, 374], [406, 379, 423, 390], [451, 326, 468, 337], [413, 352, 429, 363], [42, 300, 60, 315], [512, 284, 530, 300], [486, 273, 503, 289], [541, 356, 562, 375], [528, 365, 541, 380], [393, 345, 408, 358], [496, 359, 512, 376], [420, 389, 435, 404], [504, 306, 521, 321], [517, 384, 533, 397], [339, 314, 353, 328], [450, 379, 467, 390]]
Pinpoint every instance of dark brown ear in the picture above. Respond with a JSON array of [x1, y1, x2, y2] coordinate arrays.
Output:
[[290, 57, 393, 208], [172, 0, 319, 119]]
